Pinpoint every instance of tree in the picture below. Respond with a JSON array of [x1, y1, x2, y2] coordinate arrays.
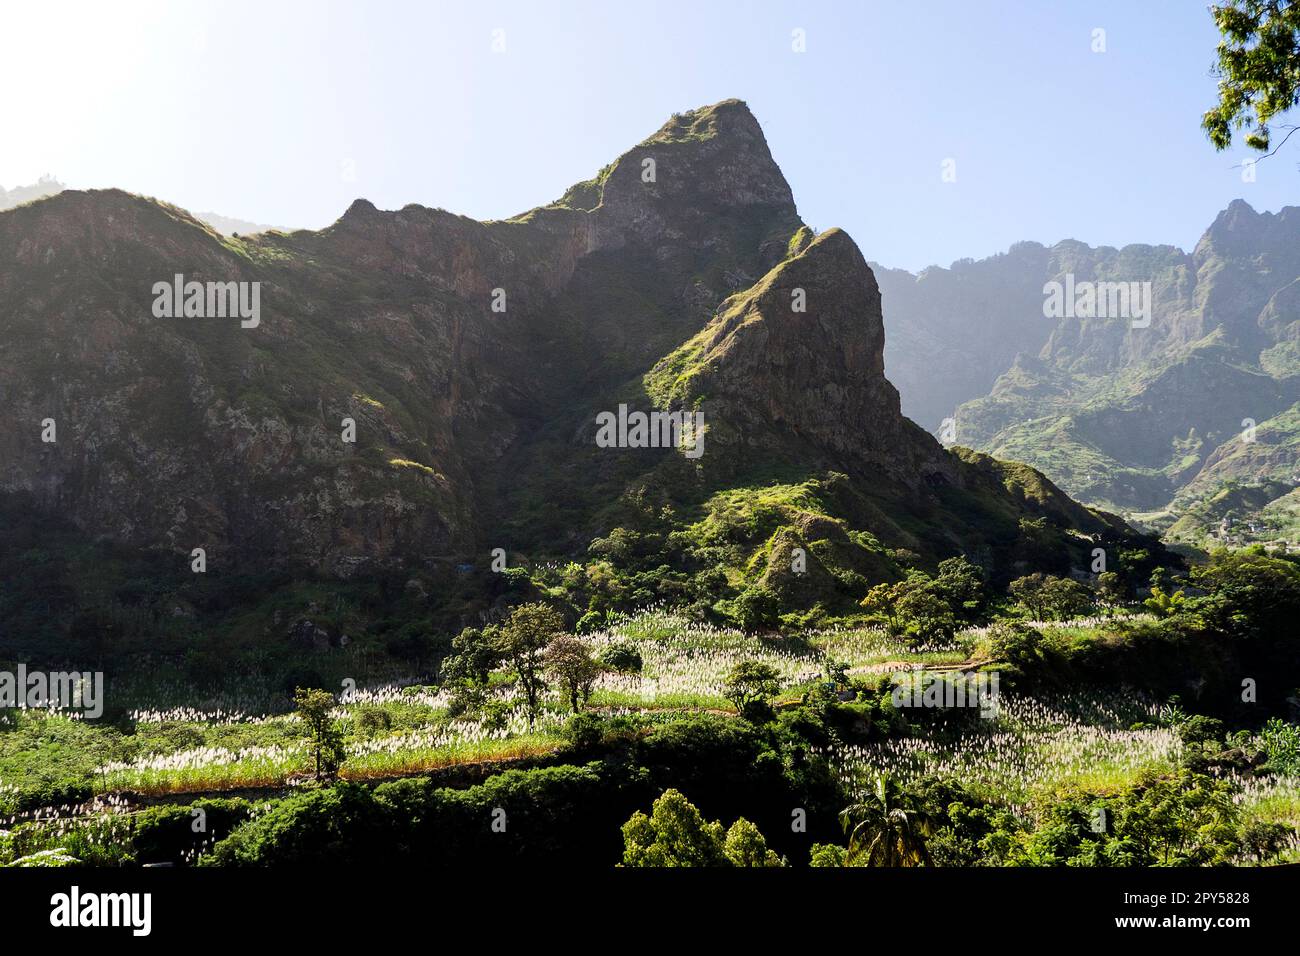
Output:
[[597, 641, 643, 673], [860, 581, 907, 634], [722, 660, 781, 714], [620, 788, 783, 867], [863, 563, 980, 640], [441, 625, 501, 687], [1095, 570, 1128, 611], [896, 587, 957, 644], [1008, 573, 1052, 620], [1110, 770, 1240, 866], [825, 658, 851, 689], [621, 789, 730, 866], [809, 843, 848, 867], [731, 584, 780, 631], [1259, 717, 1300, 774], [1202, 0, 1300, 154], [1186, 548, 1300, 638], [1143, 584, 1186, 618], [985, 620, 1047, 672], [544, 635, 602, 712], [1010, 769, 1244, 866], [723, 818, 784, 867], [1015, 517, 1067, 574], [840, 774, 935, 867], [293, 687, 346, 781], [494, 603, 566, 729], [1010, 573, 1092, 621], [352, 704, 392, 738], [1039, 576, 1093, 621], [933, 555, 988, 623]]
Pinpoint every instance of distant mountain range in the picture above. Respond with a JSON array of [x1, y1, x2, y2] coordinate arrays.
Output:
[[877, 201, 1300, 547], [0, 176, 65, 210]]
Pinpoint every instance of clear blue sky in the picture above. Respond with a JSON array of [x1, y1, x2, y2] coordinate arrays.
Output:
[[3, 0, 1295, 271]]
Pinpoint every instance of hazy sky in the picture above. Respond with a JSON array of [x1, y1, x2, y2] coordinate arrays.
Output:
[[3, 0, 1295, 271]]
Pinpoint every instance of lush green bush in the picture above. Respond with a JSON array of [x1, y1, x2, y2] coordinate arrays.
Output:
[[1259, 718, 1300, 775], [597, 641, 643, 673], [850, 768, 1278, 867], [620, 788, 783, 867]]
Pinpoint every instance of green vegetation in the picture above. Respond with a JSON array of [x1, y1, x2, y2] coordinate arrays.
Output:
[[620, 788, 783, 867], [2, 546, 1295, 869], [1, 96, 1296, 874], [294, 687, 346, 780], [1203, 0, 1300, 153], [839, 774, 934, 866]]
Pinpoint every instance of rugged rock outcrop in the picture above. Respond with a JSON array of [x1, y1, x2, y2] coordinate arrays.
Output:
[[651, 227, 950, 487]]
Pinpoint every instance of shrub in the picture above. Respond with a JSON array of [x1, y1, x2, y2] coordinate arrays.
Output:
[[598, 641, 643, 673], [352, 705, 392, 738], [984, 621, 1048, 673]]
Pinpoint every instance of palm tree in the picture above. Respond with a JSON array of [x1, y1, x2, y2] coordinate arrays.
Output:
[[839, 774, 934, 866]]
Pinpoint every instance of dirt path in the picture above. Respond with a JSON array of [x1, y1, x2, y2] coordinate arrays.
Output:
[[851, 658, 991, 675]]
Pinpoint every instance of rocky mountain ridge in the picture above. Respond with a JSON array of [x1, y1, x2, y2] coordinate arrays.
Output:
[[0, 101, 1143, 631]]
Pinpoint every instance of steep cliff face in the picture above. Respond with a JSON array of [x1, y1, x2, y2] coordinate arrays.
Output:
[[0, 99, 1132, 596], [0, 191, 479, 574], [650, 228, 948, 486]]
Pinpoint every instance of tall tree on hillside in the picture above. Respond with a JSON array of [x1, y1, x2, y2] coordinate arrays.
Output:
[[1096, 571, 1129, 611], [722, 660, 781, 716], [293, 687, 346, 781], [933, 555, 989, 623], [1008, 573, 1052, 621], [896, 587, 958, 644], [544, 635, 602, 712], [442, 625, 503, 687], [495, 603, 566, 729], [1203, 1, 1300, 155], [621, 789, 730, 867], [860, 580, 908, 635]]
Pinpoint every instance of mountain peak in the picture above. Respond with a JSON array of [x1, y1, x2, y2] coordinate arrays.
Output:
[[1197, 196, 1300, 263], [640, 98, 762, 146], [0, 104, 1145, 616], [339, 197, 380, 222], [1200, 198, 1265, 247], [1211, 197, 1260, 230], [548, 99, 798, 246]]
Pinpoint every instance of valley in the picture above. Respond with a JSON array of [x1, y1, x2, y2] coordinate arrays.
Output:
[[0, 98, 1296, 874]]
